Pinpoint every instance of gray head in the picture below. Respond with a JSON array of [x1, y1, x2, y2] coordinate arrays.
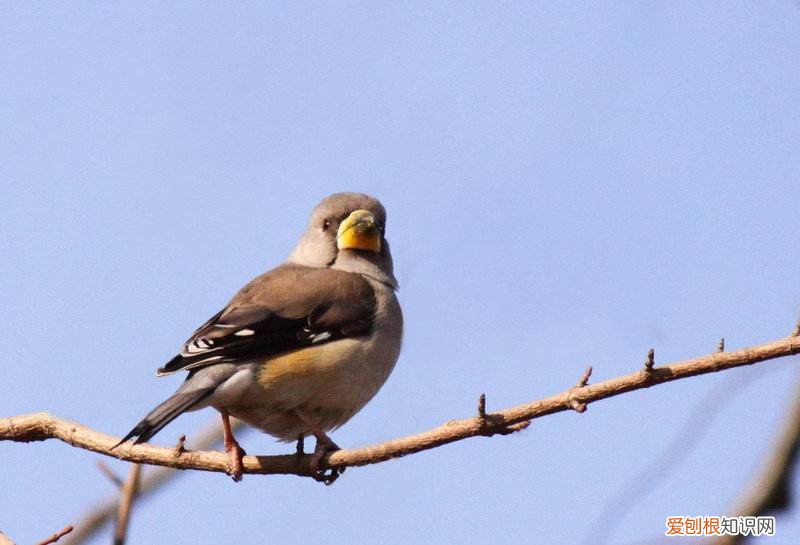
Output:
[[288, 192, 397, 287]]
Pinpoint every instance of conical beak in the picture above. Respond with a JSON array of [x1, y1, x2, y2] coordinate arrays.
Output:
[[337, 210, 381, 253]]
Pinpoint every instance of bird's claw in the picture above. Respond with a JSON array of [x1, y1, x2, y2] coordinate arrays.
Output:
[[226, 442, 247, 482], [309, 439, 345, 485]]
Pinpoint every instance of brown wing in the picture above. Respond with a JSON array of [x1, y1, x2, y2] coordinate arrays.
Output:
[[157, 264, 376, 375]]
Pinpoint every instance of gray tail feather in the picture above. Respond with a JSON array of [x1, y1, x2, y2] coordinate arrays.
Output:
[[114, 389, 214, 448]]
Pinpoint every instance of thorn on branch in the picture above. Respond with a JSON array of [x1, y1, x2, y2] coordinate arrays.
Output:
[[35, 525, 73, 545], [173, 435, 186, 458], [569, 366, 592, 413], [96, 460, 124, 488], [718, 338, 725, 352], [792, 319, 800, 337], [494, 420, 532, 435], [576, 366, 592, 387], [643, 348, 655, 372], [475, 393, 530, 435]]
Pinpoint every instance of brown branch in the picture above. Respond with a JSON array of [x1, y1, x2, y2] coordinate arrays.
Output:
[[1, 524, 74, 545], [586, 363, 780, 545], [568, 366, 593, 412], [95, 461, 124, 488], [112, 464, 141, 545], [712, 373, 800, 545], [61, 421, 240, 545], [2, 334, 799, 481], [35, 525, 74, 545]]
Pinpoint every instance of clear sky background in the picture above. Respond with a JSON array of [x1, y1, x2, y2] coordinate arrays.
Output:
[[2, 3, 799, 544]]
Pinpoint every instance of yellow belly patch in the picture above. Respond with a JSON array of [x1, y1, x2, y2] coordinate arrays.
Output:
[[258, 346, 324, 386]]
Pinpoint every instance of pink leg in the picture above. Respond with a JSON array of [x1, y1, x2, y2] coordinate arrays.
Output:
[[220, 410, 246, 482]]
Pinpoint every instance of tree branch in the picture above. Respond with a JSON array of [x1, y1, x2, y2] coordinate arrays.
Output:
[[61, 420, 242, 545], [2, 334, 799, 480], [35, 526, 74, 545], [112, 464, 141, 545], [712, 372, 800, 545]]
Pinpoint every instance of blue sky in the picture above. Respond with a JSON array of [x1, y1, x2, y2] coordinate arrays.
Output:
[[2, 2, 799, 544]]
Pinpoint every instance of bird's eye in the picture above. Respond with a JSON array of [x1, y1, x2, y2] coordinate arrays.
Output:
[[322, 219, 332, 231]]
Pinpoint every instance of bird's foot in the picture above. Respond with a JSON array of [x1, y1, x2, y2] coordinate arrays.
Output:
[[291, 410, 346, 485], [309, 435, 345, 486], [225, 439, 247, 482]]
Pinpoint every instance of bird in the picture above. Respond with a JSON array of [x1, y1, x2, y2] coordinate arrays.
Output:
[[115, 192, 403, 482]]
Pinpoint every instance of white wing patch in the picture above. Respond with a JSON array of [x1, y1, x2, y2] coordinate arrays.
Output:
[[185, 338, 214, 354], [309, 331, 332, 344]]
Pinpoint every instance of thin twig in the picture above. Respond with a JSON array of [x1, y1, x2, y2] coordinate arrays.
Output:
[[113, 464, 141, 545], [35, 525, 74, 545], [586, 364, 779, 545], [569, 366, 592, 412], [576, 366, 593, 387], [3, 333, 798, 479], [712, 373, 800, 545], [173, 435, 186, 457], [644, 349, 655, 371], [95, 461, 124, 488], [477, 393, 487, 422], [61, 420, 241, 545]]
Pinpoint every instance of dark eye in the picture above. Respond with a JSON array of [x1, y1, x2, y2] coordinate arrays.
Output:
[[322, 219, 332, 231]]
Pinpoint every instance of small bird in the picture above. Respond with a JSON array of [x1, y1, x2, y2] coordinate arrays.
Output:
[[116, 193, 403, 482]]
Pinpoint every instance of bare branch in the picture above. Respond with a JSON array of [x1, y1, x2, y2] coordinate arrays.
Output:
[[586, 364, 780, 545], [2, 334, 799, 480], [576, 366, 593, 387], [569, 366, 593, 413], [95, 461, 124, 488], [61, 421, 240, 545], [35, 525, 74, 545], [712, 373, 800, 545], [1, 524, 75, 545], [113, 464, 141, 545]]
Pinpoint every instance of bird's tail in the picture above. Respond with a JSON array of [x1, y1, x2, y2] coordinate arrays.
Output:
[[113, 388, 214, 448]]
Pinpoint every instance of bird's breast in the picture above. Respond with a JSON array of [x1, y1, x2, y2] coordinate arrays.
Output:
[[226, 284, 401, 441]]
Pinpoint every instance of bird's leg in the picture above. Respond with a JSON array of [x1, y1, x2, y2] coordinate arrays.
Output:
[[293, 410, 345, 485], [295, 434, 305, 456], [220, 409, 246, 482]]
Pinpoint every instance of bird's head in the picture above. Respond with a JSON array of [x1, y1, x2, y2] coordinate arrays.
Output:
[[288, 193, 396, 287]]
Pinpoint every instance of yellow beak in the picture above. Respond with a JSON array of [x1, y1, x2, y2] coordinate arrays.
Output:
[[337, 210, 382, 253]]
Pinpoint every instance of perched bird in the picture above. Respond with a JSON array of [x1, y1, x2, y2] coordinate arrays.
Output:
[[116, 193, 403, 482]]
